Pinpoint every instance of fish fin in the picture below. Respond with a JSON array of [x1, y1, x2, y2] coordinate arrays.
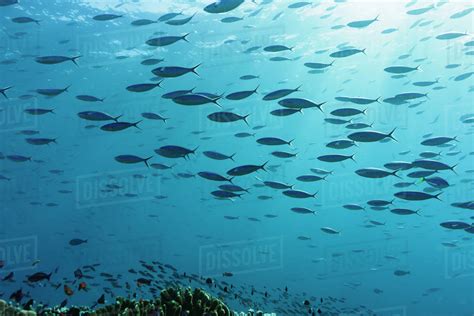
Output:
[[191, 63, 201, 76], [0, 86, 12, 99], [144, 156, 153, 168], [70, 55, 81, 66], [450, 164, 458, 175], [133, 120, 142, 129], [387, 127, 397, 142], [182, 33, 190, 42], [317, 102, 326, 113], [242, 114, 250, 126]]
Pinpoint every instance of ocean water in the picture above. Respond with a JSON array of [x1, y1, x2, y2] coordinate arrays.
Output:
[[0, 0, 473, 315]]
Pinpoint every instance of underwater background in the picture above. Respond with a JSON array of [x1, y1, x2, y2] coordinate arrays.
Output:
[[0, 0, 473, 315]]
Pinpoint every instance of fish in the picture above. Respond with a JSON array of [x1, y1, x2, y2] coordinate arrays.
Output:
[[12, 16, 40, 24], [347, 16, 378, 28], [155, 145, 197, 159], [321, 227, 340, 234], [101, 121, 141, 132], [115, 155, 153, 167], [69, 239, 87, 246], [152, 64, 200, 78], [204, 0, 244, 14], [291, 207, 316, 215], [227, 162, 267, 176], [348, 129, 396, 142], [317, 154, 355, 162], [384, 65, 419, 74], [76, 95, 105, 102], [264, 45, 293, 52], [330, 48, 365, 58], [257, 137, 293, 146], [355, 168, 399, 179], [394, 191, 441, 201], [172, 94, 220, 106], [27, 272, 52, 283], [126, 82, 162, 93], [203, 151, 235, 161], [207, 112, 249, 124], [282, 190, 317, 199], [146, 34, 189, 47], [198, 172, 233, 183], [35, 55, 81, 65], [78, 111, 120, 122], [93, 14, 123, 21], [141, 112, 168, 122]]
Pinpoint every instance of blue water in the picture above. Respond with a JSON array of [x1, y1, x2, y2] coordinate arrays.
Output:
[[0, 0, 473, 315]]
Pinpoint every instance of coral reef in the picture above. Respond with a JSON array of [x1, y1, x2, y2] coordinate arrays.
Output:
[[0, 287, 270, 316]]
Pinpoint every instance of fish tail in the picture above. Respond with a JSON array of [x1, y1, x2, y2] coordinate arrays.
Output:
[[133, 120, 142, 129], [295, 84, 303, 91], [113, 114, 123, 122], [71, 55, 81, 66], [228, 177, 234, 184], [143, 156, 153, 168], [388, 127, 397, 142], [288, 139, 295, 146], [260, 161, 269, 172], [312, 191, 318, 198], [63, 85, 71, 92], [361, 48, 367, 55], [192, 146, 199, 154], [450, 164, 458, 175], [350, 154, 356, 162], [317, 102, 326, 113], [391, 170, 401, 179], [229, 153, 236, 161], [243, 114, 250, 126], [47, 273, 52, 281], [1, 86, 13, 99], [182, 33, 190, 42], [191, 63, 201, 76], [434, 192, 442, 201]]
